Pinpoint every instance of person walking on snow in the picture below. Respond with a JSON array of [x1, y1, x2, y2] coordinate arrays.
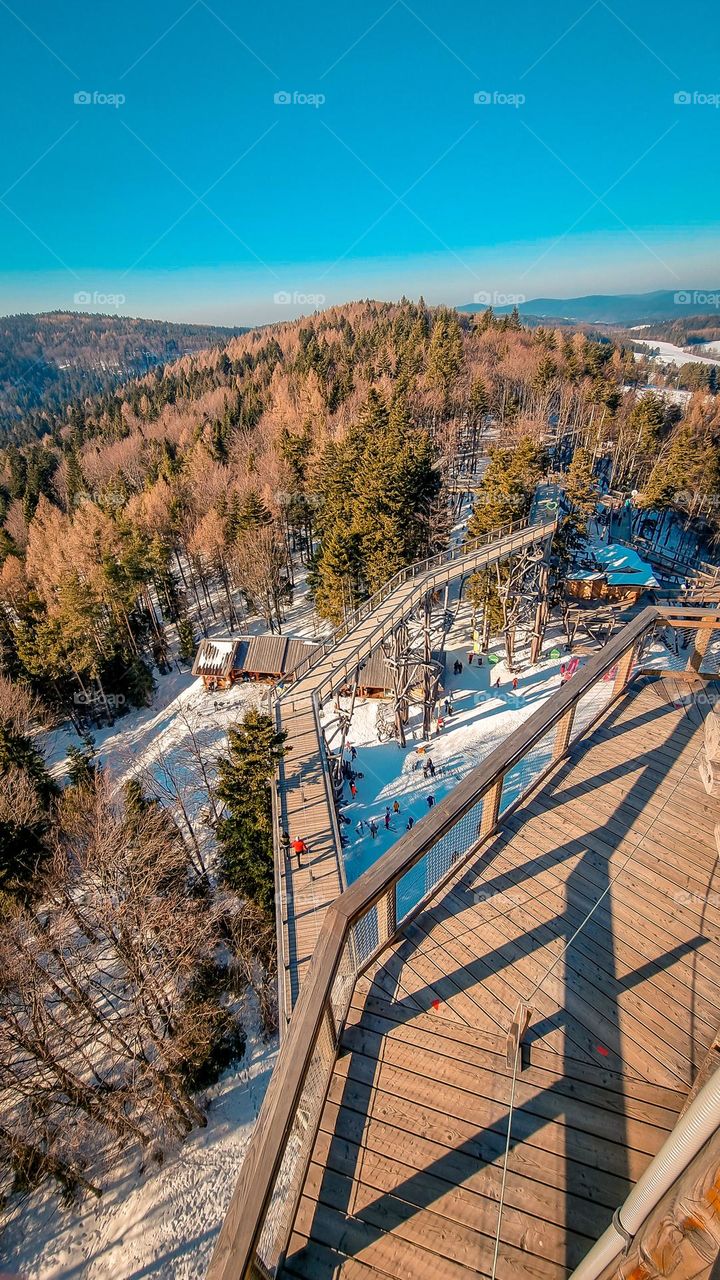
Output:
[[350, 745, 357, 761], [427, 757, 435, 777], [384, 807, 391, 830], [512, 676, 518, 691], [393, 800, 400, 814], [370, 820, 378, 839], [406, 815, 415, 829], [350, 781, 357, 799], [427, 794, 435, 808]]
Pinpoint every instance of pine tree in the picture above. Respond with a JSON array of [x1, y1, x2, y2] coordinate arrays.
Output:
[[467, 440, 547, 538], [555, 446, 599, 566], [66, 741, 97, 788], [177, 617, 197, 665], [216, 711, 287, 917], [427, 309, 464, 398], [628, 394, 667, 469]]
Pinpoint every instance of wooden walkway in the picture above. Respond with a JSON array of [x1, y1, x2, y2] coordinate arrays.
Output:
[[276, 521, 556, 1017], [281, 677, 720, 1278]]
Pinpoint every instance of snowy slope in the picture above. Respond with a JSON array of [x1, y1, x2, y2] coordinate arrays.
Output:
[[632, 338, 720, 368]]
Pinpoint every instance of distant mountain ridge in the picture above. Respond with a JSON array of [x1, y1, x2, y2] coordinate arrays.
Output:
[[0, 311, 246, 441], [457, 289, 720, 326]]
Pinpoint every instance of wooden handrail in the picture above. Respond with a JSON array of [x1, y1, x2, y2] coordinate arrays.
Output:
[[279, 517, 553, 696], [208, 604, 720, 1280]]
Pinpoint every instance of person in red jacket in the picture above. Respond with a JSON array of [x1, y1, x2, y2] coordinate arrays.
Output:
[[292, 837, 308, 867]]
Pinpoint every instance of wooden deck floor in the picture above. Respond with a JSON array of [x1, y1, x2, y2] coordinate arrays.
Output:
[[281, 678, 720, 1278], [277, 522, 555, 1015]]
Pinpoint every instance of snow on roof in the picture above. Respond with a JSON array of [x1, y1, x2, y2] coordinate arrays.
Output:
[[191, 638, 239, 678], [567, 541, 658, 588], [596, 542, 658, 587]]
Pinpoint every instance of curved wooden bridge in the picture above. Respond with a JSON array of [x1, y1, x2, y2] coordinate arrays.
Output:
[[211, 564, 720, 1279], [273, 518, 556, 1021]]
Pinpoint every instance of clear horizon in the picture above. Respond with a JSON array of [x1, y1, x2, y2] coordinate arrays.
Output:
[[1, 1, 718, 326]]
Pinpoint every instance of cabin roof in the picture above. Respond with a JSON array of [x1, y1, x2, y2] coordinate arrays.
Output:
[[191, 638, 239, 678], [193, 634, 321, 681]]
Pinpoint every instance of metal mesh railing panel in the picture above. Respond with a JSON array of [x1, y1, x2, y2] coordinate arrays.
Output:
[[255, 1012, 336, 1276], [700, 628, 720, 675], [350, 905, 379, 969], [396, 794, 485, 922], [500, 726, 557, 815], [571, 667, 618, 740], [329, 935, 357, 1028], [640, 623, 699, 673]]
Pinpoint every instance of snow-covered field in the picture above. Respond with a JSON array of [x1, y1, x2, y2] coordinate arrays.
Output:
[[0, 579, 329, 1279], [632, 338, 720, 368], [621, 381, 692, 407], [1, 1010, 276, 1280], [323, 601, 568, 886]]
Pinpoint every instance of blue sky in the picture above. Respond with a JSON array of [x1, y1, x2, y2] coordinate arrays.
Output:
[[0, 0, 718, 324]]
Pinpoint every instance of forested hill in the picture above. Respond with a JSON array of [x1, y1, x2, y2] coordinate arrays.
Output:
[[0, 311, 245, 441], [1, 298, 718, 735]]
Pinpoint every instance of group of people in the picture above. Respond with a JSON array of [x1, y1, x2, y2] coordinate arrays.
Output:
[[284, 645, 528, 869]]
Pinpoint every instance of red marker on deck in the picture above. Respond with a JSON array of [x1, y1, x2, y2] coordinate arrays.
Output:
[[431, 998, 440, 1011], [596, 1044, 609, 1056]]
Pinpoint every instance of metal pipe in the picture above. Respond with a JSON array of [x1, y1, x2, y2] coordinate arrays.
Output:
[[568, 1067, 720, 1280]]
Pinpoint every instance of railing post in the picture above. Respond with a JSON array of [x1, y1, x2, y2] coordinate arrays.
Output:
[[377, 884, 397, 945], [324, 1002, 338, 1050], [553, 705, 576, 760], [687, 625, 713, 674], [613, 643, 637, 695], [479, 775, 504, 839]]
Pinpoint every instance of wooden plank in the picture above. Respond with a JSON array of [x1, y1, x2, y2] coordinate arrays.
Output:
[[333, 1041, 673, 1157], [450, 846, 720, 1042], [324, 1069, 663, 1184]]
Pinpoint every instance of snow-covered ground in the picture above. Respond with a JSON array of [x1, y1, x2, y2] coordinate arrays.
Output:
[[323, 601, 568, 886], [632, 338, 720, 368], [1, 1008, 276, 1280], [0, 574, 328, 1280], [621, 381, 692, 407]]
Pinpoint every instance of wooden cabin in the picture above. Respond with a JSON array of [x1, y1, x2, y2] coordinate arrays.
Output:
[[192, 635, 320, 691], [338, 648, 445, 699], [339, 649, 395, 699], [566, 541, 658, 604]]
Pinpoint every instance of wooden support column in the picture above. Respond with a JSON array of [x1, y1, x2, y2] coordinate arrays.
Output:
[[553, 705, 576, 761], [479, 775, 504, 839], [688, 623, 714, 674], [612, 643, 636, 697], [377, 886, 397, 947]]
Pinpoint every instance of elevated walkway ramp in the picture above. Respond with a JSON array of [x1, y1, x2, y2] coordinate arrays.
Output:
[[276, 519, 556, 1017]]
